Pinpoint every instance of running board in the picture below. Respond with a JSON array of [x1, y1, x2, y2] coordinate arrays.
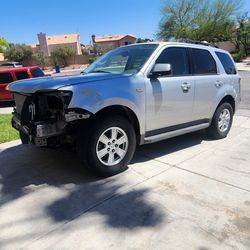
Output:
[[144, 123, 210, 144]]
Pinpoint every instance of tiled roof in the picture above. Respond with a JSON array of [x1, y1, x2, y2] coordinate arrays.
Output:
[[95, 34, 136, 42], [46, 34, 79, 45]]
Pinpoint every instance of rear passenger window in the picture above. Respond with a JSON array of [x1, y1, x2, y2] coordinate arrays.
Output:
[[15, 71, 29, 80], [156, 47, 190, 76], [215, 52, 236, 74], [31, 68, 45, 78], [192, 49, 217, 75], [0, 73, 13, 84]]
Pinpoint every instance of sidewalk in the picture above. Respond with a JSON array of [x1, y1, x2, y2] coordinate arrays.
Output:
[[236, 56, 250, 71], [44, 66, 86, 76], [0, 107, 13, 114]]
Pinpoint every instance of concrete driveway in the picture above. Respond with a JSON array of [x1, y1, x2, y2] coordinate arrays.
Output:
[[0, 113, 250, 250]]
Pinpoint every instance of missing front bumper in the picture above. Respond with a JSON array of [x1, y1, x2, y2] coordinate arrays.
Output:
[[12, 113, 67, 145]]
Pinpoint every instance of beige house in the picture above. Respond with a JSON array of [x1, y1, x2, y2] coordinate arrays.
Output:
[[92, 34, 137, 53], [0, 53, 4, 62], [216, 41, 236, 53], [37, 32, 82, 56]]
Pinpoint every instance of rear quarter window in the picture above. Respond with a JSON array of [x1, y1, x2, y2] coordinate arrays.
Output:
[[215, 51, 236, 75], [15, 71, 29, 80], [0, 73, 13, 84], [31, 68, 45, 78]]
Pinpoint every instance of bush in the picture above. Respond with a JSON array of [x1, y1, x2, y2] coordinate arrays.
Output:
[[4, 44, 33, 63], [89, 56, 97, 64], [232, 50, 245, 62], [32, 52, 50, 69], [0, 37, 9, 53], [51, 46, 75, 66]]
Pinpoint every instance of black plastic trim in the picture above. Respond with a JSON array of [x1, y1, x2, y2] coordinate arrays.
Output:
[[145, 119, 210, 137]]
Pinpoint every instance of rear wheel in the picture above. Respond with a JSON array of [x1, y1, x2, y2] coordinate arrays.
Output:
[[77, 115, 136, 177], [207, 102, 233, 139]]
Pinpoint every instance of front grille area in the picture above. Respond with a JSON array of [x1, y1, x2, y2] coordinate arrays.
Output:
[[14, 93, 27, 115], [12, 91, 73, 146], [14, 93, 35, 126]]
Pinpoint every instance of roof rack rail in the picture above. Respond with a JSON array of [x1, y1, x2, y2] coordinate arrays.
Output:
[[176, 39, 218, 48]]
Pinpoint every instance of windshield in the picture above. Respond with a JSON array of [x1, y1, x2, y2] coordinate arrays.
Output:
[[85, 44, 158, 74]]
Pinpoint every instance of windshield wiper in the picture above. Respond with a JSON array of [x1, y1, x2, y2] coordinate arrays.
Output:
[[91, 70, 111, 74]]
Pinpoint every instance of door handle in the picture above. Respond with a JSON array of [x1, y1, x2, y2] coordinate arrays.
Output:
[[215, 81, 222, 87], [181, 82, 191, 92]]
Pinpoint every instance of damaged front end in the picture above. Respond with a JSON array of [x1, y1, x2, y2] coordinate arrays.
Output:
[[12, 91, 90, 147]]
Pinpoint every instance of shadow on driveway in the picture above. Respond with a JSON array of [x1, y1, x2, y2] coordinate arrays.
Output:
[[132, 129, 207, 164], [0, 130, 208, 230]]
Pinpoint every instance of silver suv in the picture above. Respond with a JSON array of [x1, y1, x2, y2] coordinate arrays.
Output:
[[8, 42, 241, 176]]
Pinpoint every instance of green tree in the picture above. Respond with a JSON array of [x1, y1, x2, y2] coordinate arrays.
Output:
[[4, 44, 33, 63], [157, 0, 241, 42], [0, 37, 9, 53], [51, 46, 75, 66], [32, 51, 50, 69], [136, 38, 153, 43], [94, 44, 113, 56], [233, 12, 250, 54]]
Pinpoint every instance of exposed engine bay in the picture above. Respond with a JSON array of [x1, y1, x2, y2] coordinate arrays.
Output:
[[12, 91, 90, 147]]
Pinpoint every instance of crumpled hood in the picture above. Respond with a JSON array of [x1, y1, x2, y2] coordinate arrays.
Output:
[[7, 73, 127, 94]]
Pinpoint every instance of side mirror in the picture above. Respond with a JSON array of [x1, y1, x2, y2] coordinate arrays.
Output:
[[149, 63, 172, 78]]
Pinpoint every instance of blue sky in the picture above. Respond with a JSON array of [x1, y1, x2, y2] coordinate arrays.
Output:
[[1, 0, 250, 45]]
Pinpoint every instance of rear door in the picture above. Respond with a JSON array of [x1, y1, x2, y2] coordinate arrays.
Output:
[[190, 48, 223, 120], [0, 72, 14, 100], [15, 70, 29, 80]]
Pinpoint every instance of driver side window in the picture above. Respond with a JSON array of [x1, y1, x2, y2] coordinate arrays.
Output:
[[156, 47, 190, 76]]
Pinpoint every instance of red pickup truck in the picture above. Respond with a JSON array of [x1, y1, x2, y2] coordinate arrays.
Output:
[[0, 66, 45, 101]]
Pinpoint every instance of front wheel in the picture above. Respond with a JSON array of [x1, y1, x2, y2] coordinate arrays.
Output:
[[207, 102, 233, 139], [77, 115, 136, 177]]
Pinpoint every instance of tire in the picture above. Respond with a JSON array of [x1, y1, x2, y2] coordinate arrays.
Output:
[[207, 102, 233, 139], [19, 131, 29, 144], [76, 115, 136, 177]]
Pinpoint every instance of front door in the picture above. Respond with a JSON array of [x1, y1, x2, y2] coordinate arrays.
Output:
[[145, 47, 195, 135]]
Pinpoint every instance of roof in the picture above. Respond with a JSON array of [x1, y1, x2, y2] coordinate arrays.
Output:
[[153, 41, 228, 53], [30, 44, 40, 48], [0, 66, 40, 73], [95, 34, 136, 43], [45, 34, 79, 45]]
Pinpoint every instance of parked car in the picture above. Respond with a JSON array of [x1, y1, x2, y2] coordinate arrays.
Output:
[[0, 62, 22, 68], [8, 42, 240, 177], [0, 66, 45, 101]]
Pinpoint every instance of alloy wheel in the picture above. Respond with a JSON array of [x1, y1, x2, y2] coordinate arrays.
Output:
[[96, 127, 129, 166]]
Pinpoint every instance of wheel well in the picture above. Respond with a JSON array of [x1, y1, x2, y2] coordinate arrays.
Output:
[[218, 95, 235, 114], [94, 105, 140, 144]]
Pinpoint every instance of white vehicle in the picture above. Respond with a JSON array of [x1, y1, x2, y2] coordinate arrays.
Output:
[[9, 41, 241, 176]]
